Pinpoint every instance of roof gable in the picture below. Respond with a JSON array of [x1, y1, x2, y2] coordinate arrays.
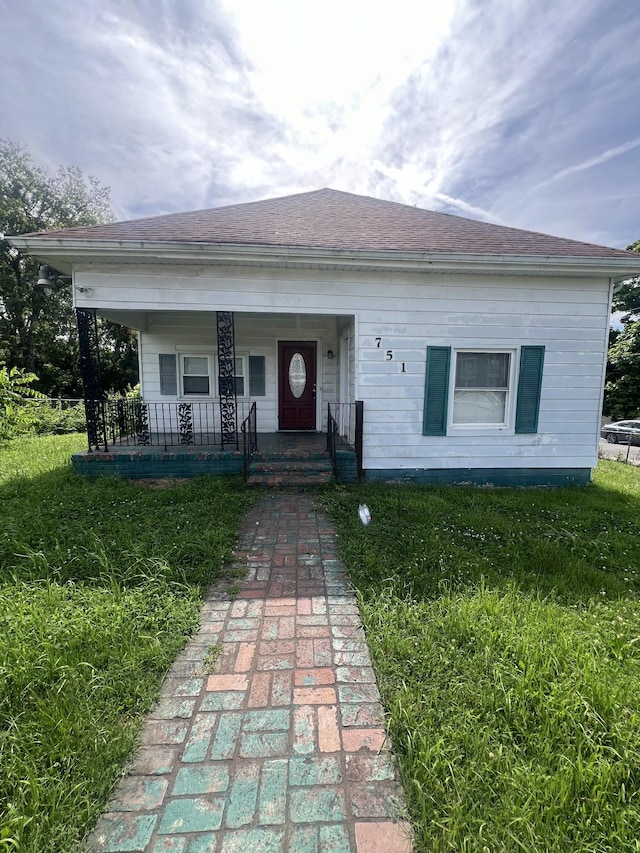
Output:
[[12, 188, 638, 261]]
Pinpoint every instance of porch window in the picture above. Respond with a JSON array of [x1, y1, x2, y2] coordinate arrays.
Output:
[[232, 357, 245, 397], [173, 352, 263, 399], [218, 356, 247, 397], [182, 355, 211, 395]]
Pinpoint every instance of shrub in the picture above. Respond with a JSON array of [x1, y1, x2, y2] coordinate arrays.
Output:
[[28, 402, 86, 435], [0, 365, 86, 441], [0, 364, 46, 442]]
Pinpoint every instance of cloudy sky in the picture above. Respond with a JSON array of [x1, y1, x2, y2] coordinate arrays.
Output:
[[1, 0, 639, 248]]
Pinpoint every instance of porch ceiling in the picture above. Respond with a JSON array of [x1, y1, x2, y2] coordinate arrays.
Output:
[[97, 308, 354, 331]]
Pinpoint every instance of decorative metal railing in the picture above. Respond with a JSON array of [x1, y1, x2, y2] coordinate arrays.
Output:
[[326, 403, 339, 477], [327, 401, 363, 481], [86, 399, 253, 451], [240, 402, 258, 481], [355, 400, 363, 483], [329, 402, 357, 445], [81, 398, 362, 481]]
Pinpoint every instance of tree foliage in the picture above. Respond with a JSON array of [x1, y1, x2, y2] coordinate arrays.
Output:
[[0, 363, 44, 442], [611, 240, 640, 317], [0, 139, 138, 395], [603, 240, 640, 419]]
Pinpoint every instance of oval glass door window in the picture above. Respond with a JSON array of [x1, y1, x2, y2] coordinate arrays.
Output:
[[288, 352, 307, 398]]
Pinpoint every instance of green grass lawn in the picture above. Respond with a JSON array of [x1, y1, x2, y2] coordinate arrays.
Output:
[[3, 437, 640, 852], [0, 435, 255, 852], [324, 462, 640, 853]]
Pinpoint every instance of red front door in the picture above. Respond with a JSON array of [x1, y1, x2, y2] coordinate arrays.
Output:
[[278, 342, 317, 430]]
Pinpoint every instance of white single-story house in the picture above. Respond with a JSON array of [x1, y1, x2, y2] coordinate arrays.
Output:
[[10, 188, 640, 485]]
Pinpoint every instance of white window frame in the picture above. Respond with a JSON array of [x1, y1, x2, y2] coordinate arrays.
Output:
[[221, 354, 249, 400], [176, 351, 249, 400], [447, 347, 518, 435], [179, 352, 214, 398]]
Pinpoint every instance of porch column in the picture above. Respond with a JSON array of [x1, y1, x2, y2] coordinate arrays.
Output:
[[76, 307, 108, 451], [216, 311, 238, 448]]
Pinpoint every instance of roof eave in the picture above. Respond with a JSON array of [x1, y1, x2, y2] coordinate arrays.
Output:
[[8, 235, 640, 280]]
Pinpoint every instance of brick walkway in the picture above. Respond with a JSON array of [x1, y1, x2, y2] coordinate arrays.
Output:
[[88, 494, 412, 853]]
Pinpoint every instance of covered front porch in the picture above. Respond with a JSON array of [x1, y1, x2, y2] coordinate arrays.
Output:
[[73, 303, 361, 483]]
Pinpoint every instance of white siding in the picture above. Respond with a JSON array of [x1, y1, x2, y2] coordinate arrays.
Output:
[[77, 263, 611, 472]]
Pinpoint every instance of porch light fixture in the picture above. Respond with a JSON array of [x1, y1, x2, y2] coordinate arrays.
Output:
[[37, 265, 55, 293], [327, 349, 334, 359], [36, 265, 71, 295]]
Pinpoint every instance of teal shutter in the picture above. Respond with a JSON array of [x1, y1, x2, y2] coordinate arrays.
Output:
[[423, 347, 451, 435], [515, 346, 545, 434], [159, 354, 177, 396], [249, 356, 266, 396]]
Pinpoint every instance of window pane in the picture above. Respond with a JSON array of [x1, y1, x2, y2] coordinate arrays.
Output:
[[455, 352, 509, 389], [234, 358, 244, 376], [183, 356, 209, 375], [288, 353, 307, 398], [235, 377, 245, 396], [453, 390, 506, 424], [184, 375, 210, 394]]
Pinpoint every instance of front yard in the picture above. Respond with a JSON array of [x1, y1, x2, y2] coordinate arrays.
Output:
[[324, 462, 640, 852], [0, 436, 255, 851], [1, 436, 639, 851]]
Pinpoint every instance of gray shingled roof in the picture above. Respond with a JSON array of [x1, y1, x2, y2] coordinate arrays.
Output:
[[19, 188, 636, 260]]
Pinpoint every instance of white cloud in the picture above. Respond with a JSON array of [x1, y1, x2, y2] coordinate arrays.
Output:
[[224, 0, 458, 117], [0, 0, 639, 247], [531, 136, 640, 192]]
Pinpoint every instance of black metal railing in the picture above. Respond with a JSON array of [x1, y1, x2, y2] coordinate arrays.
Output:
[[241, 402, 258, 481], [327, 403, 338, 477], [329, 402, 356, 445], [355, 400, 363, 483], [81, 398, 362, 479], [85, 400, 253, 451]]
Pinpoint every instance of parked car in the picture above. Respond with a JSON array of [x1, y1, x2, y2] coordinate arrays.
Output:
[[600, 420, 640, 444]]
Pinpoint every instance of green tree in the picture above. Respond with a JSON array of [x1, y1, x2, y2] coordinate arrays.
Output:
[[603, 240, 640, 418], [0, 139, 137, 395]]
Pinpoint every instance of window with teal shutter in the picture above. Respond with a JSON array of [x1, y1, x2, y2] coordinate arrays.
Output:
[[515, 346, 545, 434], [423, 346, 451, 435]]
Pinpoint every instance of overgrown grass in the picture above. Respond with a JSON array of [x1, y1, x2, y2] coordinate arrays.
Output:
[[324, 462, 640, 853], [0, 435, 255, 851]]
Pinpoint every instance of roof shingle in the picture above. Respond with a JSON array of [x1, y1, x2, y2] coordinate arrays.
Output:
[[18, 188, 636, 260]]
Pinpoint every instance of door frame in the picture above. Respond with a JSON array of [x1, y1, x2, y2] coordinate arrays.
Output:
[[276, 338, 321, 431]]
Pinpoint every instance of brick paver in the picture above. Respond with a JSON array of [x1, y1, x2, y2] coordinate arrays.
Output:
[[87, 494, 412, 852]]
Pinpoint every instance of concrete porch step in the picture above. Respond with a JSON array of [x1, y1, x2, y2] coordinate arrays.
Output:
[[248, 455, 333, 488], [252, 450, 331, 463], [251, 459, 333, 474], [247, 470, 334, 488]]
